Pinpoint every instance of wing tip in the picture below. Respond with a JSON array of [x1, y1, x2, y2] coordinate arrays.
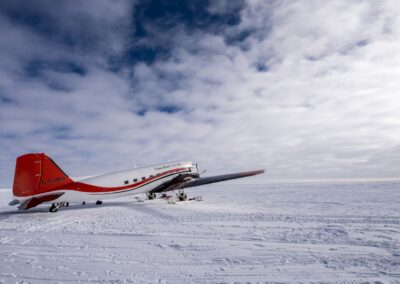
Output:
[[247, 169, 265, 175], [238, 169, 265, 178]]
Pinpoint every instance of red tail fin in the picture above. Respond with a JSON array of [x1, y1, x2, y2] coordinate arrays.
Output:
[[13, 153, 73, 197]]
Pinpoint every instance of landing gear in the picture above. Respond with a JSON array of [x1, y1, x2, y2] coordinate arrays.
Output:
[[49, 203, 59, 213], [146, 192, 156, 200], [96, 200, 103, 205], [49, 202, 68, 213], [82, 201, 86, 205], [49, 202, 70, 212], [177, 190, 187, 201]]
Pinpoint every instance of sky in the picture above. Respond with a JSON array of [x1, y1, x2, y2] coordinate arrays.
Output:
[[1, 0, 400, 186]]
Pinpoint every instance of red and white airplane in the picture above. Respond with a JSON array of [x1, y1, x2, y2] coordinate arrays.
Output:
[[9, 153, 265, 212]]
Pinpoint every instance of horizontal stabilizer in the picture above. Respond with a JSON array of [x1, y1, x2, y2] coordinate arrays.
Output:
[[18, 193, 64, 211]]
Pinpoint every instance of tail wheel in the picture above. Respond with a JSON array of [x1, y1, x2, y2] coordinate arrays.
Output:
[[49, 204, 58, 213]]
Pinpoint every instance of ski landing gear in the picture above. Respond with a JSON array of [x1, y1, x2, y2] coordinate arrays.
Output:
[[49, 202, 68, 213], [173, 190, 202, 203], [146, 192, 156, 200], [177, 189, 187, 201]]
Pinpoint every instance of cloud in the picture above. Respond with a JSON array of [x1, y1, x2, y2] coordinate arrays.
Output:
[[1, 0, 400, 186]]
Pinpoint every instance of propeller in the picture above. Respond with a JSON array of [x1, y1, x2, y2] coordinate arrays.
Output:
[[196, 163, 207, 176]]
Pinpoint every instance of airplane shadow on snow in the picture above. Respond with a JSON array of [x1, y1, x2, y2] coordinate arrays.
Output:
[[0, 199, 174, 220]]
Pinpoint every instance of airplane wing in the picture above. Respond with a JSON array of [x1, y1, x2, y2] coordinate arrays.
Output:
[[150, 169, 265, 194], [183, 169, 265, 188]]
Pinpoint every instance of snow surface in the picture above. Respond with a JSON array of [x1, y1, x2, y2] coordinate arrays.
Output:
[[0, 181, 399, 283]]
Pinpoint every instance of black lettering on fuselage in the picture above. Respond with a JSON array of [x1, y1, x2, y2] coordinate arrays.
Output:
[[41, 177, 66, 185]]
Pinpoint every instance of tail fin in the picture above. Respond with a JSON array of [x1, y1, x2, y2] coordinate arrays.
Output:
[[13, 153, 73, 197]]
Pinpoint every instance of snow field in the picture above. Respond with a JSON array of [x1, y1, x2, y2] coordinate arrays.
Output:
[[0, 181, 399, 283]]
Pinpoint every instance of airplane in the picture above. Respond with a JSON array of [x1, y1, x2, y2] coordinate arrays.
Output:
[[9, 153, 265, 212]]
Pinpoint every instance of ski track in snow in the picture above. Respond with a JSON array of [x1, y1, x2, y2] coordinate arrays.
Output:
[[0, 181, 399, 283]]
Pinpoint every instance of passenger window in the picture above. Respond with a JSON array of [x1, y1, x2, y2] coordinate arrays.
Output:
[[133, 178, 138, 182], [142, 177, 146, 181], [124, 180, 129, 185], [150, 175, 154, 178]]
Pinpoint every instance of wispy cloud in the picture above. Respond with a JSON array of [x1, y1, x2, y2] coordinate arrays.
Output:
[[1, 0, 400, 186]]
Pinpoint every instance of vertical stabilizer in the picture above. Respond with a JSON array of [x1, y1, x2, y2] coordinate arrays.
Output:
[[13, 153, 73, 197]]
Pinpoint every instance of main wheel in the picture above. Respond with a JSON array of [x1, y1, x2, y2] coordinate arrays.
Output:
[[147, 192, 156, 200], [178, 192, 187, 201], [96, 200, 103, 205]]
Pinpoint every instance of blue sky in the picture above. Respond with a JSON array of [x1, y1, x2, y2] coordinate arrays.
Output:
[[1, 0, 400, 186]]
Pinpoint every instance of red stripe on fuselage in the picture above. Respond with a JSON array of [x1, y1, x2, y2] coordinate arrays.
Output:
[[71, 167, 190, 194], [34, 167, 189, 196]]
